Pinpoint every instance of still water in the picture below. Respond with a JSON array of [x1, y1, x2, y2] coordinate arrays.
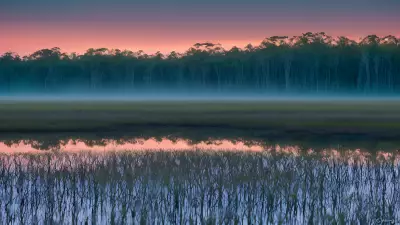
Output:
[[0, 135, 399, 224]]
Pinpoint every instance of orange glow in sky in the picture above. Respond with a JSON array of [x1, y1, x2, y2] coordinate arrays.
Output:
[[1, 19, 399, 56]]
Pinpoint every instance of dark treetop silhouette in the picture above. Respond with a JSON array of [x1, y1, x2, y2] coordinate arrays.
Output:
[[1, 32, 400, 94]]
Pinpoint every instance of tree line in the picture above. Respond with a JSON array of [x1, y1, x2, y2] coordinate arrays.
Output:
[[1, 32, 400, 93]]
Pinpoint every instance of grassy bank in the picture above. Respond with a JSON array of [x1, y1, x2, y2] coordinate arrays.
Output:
[[1, 100, 400, 133]]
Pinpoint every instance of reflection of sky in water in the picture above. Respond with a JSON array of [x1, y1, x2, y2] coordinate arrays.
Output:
[[0, 138, 399, 224], [0, 138, 264, 152], [0, 137, 399, 164]]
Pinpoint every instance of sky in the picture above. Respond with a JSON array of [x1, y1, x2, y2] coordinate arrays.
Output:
[[1, 0, 399, 55]]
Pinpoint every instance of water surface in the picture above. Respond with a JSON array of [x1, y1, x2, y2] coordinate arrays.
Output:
[[0, 134, 399, 224]]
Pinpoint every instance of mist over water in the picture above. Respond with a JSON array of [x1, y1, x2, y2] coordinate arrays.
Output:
[[2, 90, 400, 102], [1, 88, 400, 224], [2, 26, 400, 225]]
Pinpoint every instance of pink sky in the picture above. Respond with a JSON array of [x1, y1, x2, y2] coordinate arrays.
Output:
[[1, 19, 399, 56]]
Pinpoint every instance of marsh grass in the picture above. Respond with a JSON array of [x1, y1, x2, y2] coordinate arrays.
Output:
[[2, 100, 400, 133], [0, 150, 398, 224]]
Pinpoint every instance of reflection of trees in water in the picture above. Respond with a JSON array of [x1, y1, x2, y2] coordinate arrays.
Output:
[[0, 151, 398, 224], [0, 136, 265, 151], [2, 125, 400, 151]]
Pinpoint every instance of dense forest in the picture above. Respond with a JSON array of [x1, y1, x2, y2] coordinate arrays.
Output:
[[1, 32, 400, 94]]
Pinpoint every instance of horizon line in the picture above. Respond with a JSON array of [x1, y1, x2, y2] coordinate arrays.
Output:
[[2, 33, 399, 57]]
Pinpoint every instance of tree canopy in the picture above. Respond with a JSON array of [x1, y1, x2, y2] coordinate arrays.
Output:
[[1, 32, 400, 94]]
